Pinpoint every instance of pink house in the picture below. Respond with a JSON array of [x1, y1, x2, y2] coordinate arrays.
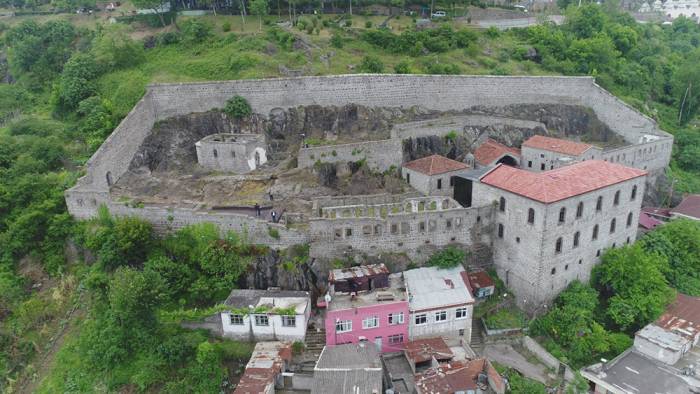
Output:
[[325, 273, 409, 353]]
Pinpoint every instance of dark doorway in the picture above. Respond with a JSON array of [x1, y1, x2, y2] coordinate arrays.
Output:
[[496, 155, 518, 167], [453, 176, 473, 207]]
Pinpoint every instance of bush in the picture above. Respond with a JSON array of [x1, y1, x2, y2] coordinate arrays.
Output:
[[180, 19, 212, 44], [330, 32, 344, 48], [365, 20, 373, 28], [158, 31, 181, 46], [222, 21, 231, 32], [394, 60, 411, 74], [359, 55, 384, 73], [426, 247, 466, 269], [223, 95, 252, 119]]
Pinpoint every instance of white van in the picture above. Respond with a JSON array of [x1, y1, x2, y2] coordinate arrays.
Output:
[[432, 11, 446, 17]]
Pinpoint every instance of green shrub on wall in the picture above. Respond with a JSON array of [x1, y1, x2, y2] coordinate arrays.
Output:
[[224, 95, 252, 119]]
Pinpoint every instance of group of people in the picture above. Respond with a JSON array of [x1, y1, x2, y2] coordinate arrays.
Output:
[[253, 191, 279, 222]]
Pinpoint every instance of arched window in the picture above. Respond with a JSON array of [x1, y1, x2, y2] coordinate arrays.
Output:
[[551, 268, 556, 275], [558, 207, 566, 224], [527, 208, 535, 224], [555, 237, 563, 253], [592, 224, 599, 240], [498, 223, 504, 238], [576, 202, 584, 219], [573, 231, 580, 248], [213, 149, 218, 158], [610, 218, 616, 234], [631, 185, 637, 201], [106, 171, 113, 187], [627, 212, 633, 227], [499, 197, 506, 212], [596, 196, 603, 212], [614, 190, 620, 206]]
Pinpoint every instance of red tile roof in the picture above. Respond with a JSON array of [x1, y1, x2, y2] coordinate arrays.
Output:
[[403, 155, 468, 176], [671, 194, 700, 220], [473, 139, 521, 166], [480, 160, 647, 204], [656, 293, 700, 341], [405, 337, 454, 364], [523, 135, 595, 156]]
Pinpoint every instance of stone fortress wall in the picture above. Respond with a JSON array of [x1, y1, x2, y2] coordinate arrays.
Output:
[[65, 74, 673, 251]]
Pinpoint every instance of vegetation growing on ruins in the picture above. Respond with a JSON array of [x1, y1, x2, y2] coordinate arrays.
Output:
[[0, 3, 700, 390], [224, 95, 252, 119]]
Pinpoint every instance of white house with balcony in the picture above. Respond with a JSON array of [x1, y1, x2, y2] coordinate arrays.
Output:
[[404, 265, 475, 342], [219, 288, 311, 342]]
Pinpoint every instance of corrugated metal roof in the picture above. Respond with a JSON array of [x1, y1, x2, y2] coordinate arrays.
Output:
[[404, 266, 474, 311], [234, 342, 292, 394], [329, 263, 390, 282], [405, 337, 454, 363], [656, 293, 700, 340], [312, 344, 383, 394]]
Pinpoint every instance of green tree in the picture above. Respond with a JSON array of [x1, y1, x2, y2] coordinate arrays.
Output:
[[53, 53, 100, 111], [641, 219, 700, 295], [592, 244, 675, 331], [91, 25, 145, 71], [224, 95, 252, 119], [250, 0, 269, 30]]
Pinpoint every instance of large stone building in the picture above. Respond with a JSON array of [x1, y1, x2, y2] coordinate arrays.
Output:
[[401, 155, 469, 196], [471, 160, 647, 308], [520, 134, 601, 172]]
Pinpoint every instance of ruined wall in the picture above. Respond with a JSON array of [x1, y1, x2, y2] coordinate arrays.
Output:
[[105, 202, 309, 248], [309, 197, 494, 260], [297, 139, 401, 172]]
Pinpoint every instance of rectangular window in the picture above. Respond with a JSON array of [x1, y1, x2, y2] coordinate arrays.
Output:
[[254, 315, 269, 326], [415, 314, 427, 325], [528, 160, 532, 168], [362, 316, 379, 329], [230, 314, 244, 325], [406, 173, 410, 184], [281, 315, 296, 327], [388, 334, 404, 345], [455, 307, 468, 319], [388, 312, 404, 325], [435, 311, 447, 322], [437, 179, 442, 189], [335, 320, 352, 333], [540, 163, 545, 170]]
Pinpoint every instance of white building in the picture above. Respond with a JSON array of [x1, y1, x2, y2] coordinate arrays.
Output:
[[401, 155, 469, 196], [403, 265, 475, 341], [219, 289, 311, 342], [520, 135, 602, 172], [472, 160, 647, 310]]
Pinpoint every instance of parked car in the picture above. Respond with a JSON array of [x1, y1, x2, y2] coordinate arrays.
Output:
[[431, 10, 446, 17]]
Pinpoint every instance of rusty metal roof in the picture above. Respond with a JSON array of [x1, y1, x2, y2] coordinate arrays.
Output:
[[467, 270, 495, 291], [405, 337, 454, 364], [414, 359, 505, 394], [329, 263, 390, 282], [656, 293, 700, 341], [234, 342, 292, 394]]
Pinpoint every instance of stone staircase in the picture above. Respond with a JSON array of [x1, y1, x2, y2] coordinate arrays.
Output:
[[305, 326, 326, 355], [470, 318, 485, 355]]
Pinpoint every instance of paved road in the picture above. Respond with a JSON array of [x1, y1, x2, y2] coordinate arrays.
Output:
[[483, 343, 551, 384]]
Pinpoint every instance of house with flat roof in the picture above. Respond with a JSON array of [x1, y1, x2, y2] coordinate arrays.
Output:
[[325, 272, 409, 353], [521, 135, 602, 172], [219, 288, 311, 342], [311, 343, 383, 394], [403, 266, 475, 341], [402, 155, 469, 196], [473, 138, 521, 168], [582, 293, 700, 393]]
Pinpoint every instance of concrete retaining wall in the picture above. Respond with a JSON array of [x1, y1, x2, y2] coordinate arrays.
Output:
[[522, 336, 575, 381]]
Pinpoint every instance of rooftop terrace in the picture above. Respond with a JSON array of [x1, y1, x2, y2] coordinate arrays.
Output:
[[328, 273, 407, 311]]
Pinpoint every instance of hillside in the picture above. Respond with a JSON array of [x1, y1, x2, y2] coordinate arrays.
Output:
[[0, 4, 699, 392]]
